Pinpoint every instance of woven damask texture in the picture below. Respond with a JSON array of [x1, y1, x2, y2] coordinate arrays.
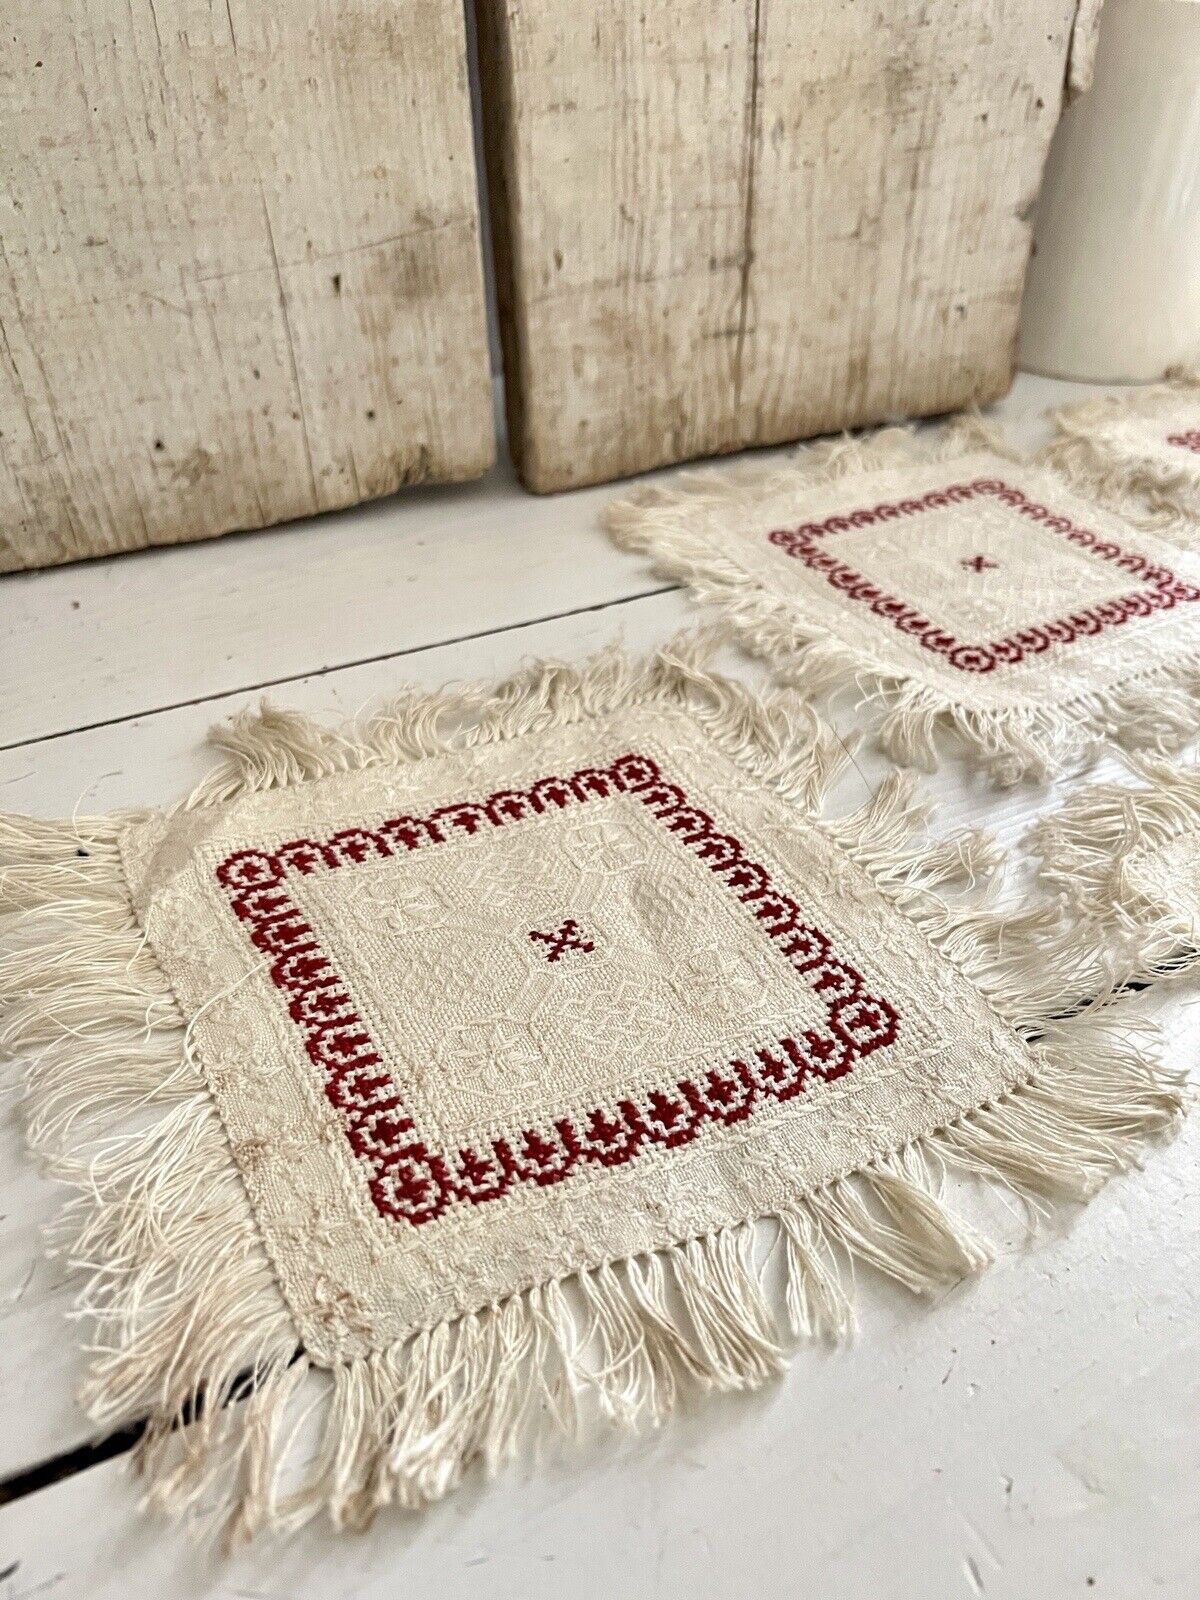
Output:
[[1031, 756, 1200, 991], [0, 639, 1183, 1542], [606, 423, 1200, 784]]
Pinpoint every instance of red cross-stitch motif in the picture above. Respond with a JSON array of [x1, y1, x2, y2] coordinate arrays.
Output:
[[215, 755, 900, 1227], [767, 478, 1200, 673], [529, 919, 594, 962], [1168, 430, 1200, 455], [961, 554, 998, 573]]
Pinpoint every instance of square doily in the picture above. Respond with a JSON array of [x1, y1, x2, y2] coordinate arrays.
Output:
[[1047, 377, 1200, 538], [607, 434, 1200, 781], [2, 643, 1182, 1536], [121, 696, 1016, 1359]]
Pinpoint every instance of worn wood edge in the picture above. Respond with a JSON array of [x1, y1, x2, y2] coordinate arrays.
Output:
[[1066, 0, 1106, 97], [0, 441, 499, 579], [473, 0, 535, 490], [519, 364, 1020, 497]]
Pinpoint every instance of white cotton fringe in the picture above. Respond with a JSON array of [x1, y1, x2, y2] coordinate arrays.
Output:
[[1030, 755, 1200, 989], [605, 419, 1200, 785], [0, 636, 1185, 1546], [1041, 370, 1200, 548]]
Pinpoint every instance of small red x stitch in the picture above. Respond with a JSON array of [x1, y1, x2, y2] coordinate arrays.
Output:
[[1168, 431, 1200, 455], [529, 919, 594, 963], [961, 554, 999, 572]]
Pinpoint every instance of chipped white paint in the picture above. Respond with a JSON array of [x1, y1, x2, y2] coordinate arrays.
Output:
[[0, 1, 494, 572]]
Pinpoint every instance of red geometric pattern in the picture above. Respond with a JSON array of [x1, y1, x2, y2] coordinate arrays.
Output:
[[529, 919, 594, 962], [767, 477, 1200, 674], [1168, 431, 1200, 456], [215, 754, 900, 1227]]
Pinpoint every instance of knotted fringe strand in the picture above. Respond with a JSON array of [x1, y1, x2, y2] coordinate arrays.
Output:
[[0, 637, 1184, 1545], [606, 418, 1200, 784], [1029, 755, 1200, 988], [1041, 370, 1200, 547]]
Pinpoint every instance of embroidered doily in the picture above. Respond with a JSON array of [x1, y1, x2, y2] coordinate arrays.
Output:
[[606, 429, 1200, 783], [0, 642, 1182, 1539], [1045, 375, 1200, 543], [1032, 756, 1200, 988]]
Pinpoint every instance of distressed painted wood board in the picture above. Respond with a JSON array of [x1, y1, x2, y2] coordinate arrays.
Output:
[[478, 0, 1093, 492], [0, 1, 494, 572]]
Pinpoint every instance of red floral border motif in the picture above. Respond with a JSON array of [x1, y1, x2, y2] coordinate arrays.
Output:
[[767, 478, 1200, 673], [214, 754, 900, 1227], [1168, 431, 1200, 456]]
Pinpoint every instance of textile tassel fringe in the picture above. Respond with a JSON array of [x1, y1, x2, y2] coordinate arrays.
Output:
[[0, 637, 1184, 1544], [1029, 755, 1200, 987], [605, 420, 1200, 784], [1041, 370, 1200, 545]]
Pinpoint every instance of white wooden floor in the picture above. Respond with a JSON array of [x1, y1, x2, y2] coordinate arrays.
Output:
[[1, 375, 1197, 1599]]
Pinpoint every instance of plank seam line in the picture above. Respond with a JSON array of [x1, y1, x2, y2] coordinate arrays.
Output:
[[0, 1421, 147, 1509], [0, 585, 680, 754]]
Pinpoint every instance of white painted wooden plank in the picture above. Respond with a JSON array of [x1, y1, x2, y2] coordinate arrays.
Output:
[[0, 368, 1177, 1491], [0, 581, 1171, 1479], [2, 983, 1195, 1598], [0, 457, 670, 751], [0, 373, 1112, 752]]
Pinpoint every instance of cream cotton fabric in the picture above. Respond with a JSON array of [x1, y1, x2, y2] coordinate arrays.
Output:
[[120, 700, 1023, 1357], [1045, 375, 1200, 544], [0, 640, 1183, 1541], [606, 428, 1200, 783], [1031, 756, 1200, 990]]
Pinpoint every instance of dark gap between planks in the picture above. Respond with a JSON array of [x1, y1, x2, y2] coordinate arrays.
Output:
[[0, 585, 680, 754]]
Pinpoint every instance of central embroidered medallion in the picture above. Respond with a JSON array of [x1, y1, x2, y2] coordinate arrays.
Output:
[[528, 918, 595, 962]]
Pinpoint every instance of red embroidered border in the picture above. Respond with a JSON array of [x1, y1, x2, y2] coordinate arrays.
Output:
[[1168, 430, 1200, 456], [214, 754, 899, 1226], [767, 478, 1200, 673]]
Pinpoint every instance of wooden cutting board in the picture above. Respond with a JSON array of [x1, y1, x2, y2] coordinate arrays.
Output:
[[477, 0, 1094, 492], [0, 1, 494, 571]]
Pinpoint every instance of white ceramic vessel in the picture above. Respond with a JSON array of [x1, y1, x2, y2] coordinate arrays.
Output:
[[1019, 0, 1200, 382]]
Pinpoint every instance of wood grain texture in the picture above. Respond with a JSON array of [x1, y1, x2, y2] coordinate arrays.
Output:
[[0, 1, 494, 572], [478, 0, 1087, 492]]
